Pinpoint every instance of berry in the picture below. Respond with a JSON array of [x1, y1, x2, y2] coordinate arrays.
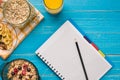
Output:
[[29, 75, 33, 78], [11, 72, 15, 76], [18, 66, 22, 70], [19, 74, 22, 79], [27, 68, 31, 72], [22, 70, 26, 75], [14, 68, 18, 73], [23, 64, 28, 70]]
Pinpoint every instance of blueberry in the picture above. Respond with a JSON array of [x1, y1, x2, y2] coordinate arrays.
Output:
[[19, 74, 22, 79], [29, 75, 33, 78], [11, 72, 15, 76], [27, 68, 31, 72], [18, 66, 22, 70]]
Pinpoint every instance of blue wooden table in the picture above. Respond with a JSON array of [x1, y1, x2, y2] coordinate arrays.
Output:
[[0, 0, 120, 80]]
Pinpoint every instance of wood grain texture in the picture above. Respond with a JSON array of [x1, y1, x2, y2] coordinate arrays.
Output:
[[0, 0, 120, 80]]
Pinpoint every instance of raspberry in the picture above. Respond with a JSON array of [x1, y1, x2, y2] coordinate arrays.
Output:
[[14, 68, 18, 73], [23, 64, 28, 70], [22, 70, 26, 75]]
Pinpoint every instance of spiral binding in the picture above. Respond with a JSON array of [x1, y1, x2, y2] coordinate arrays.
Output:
[[36, 53, 65, 80]]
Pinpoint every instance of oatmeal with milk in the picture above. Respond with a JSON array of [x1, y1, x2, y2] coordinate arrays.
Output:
[[7, 60, 39, 80]]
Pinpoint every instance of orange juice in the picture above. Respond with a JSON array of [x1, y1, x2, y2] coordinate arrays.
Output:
[[43, 0, 63, 14]]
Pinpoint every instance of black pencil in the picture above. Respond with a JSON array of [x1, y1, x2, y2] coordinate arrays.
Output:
[[75, 41, 89, 80]]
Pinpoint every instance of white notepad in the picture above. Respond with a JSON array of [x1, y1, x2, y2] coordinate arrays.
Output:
[[36, 20, 112, 80]]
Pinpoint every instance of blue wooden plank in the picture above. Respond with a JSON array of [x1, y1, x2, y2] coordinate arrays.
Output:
[[30, 0, 120, 10], [101, 75, 120, 80]]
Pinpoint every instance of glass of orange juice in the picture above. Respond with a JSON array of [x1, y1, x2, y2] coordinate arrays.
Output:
[[43, 0, 63, 14]]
